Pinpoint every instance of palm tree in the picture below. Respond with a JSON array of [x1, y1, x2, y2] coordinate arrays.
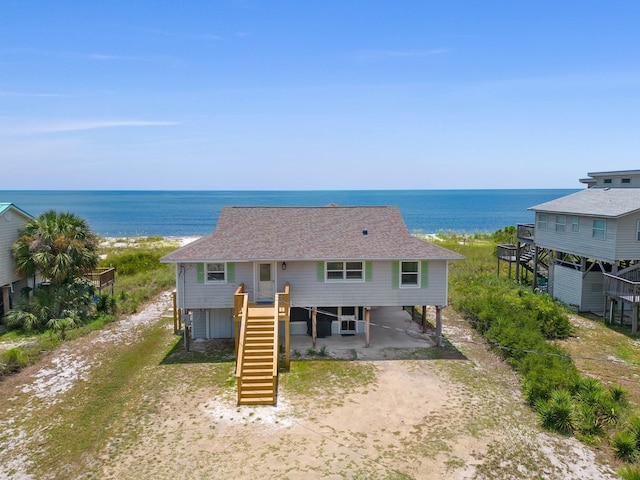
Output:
[[13, 210, 99, 286]]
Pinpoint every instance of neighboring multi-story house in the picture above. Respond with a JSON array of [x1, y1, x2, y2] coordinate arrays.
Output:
[[513, 170, 640, 334]]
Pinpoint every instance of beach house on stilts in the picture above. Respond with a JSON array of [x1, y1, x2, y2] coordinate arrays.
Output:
[[500, 170, 640, 334], [161, 205, 462, 406]]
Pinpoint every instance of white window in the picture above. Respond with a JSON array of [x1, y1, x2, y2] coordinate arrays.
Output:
[[554, 215, 566, 233], [537, 213, 547, 231], [593, 219, 606, 240], [571, 217, 579, 232], [326, 261, 363, 281], [206, 262, 226, 282], [401, 261, 419, 287], [636, 220, 640, 241]]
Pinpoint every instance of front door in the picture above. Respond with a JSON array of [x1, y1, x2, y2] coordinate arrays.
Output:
[[256, 263, 274, 303]]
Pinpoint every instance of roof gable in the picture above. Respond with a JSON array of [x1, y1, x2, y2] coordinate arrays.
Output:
[[162, 206, 462, 262], [0, 203, 34, 221]]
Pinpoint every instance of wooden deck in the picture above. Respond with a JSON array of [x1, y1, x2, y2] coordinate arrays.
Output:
[[85, 267, 115, 293]]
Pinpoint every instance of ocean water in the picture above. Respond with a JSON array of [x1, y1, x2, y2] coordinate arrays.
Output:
[[1, 190, 578, 237]]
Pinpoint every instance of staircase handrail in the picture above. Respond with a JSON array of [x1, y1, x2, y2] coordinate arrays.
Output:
[[616, 262, 640, 281], [235, 292, 249, 378], [272, 294, 281, 378]]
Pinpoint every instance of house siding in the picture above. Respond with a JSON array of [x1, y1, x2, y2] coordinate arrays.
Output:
[[534, 213, 617, 262], [0, 210, 29, 286], [581, 271, 605, 313], [614, 214, 640, 260], [551, 264, 605, 313], [189, 308, 235, 340], [176, 259, 449, 312], [552, 264, 582, 308]]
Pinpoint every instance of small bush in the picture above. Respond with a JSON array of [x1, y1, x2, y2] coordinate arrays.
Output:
[[613, 430, 639, 463], [96, 293, 117, 314], [628, 416, 640, 450], [577, 403, 605, 439], [536, 389, 575, 434], [100, 251, 163, 276], [611, 385, 630, 407], [0, 347, 30, 375], [619, 467, 640, 480]]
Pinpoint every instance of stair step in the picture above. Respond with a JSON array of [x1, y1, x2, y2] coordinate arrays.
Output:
[[243, 364, 273, 372], [243, 350, 274, 356], [241, 391, 276, 398], [238, 397, 276, 405], [243, 368, 273, 375], [241, 375, 274, 382], [243, 354, 273, 360], [243, 348, 273, 354], [245, 336, 275, 343], [241, 383, 275, 390]]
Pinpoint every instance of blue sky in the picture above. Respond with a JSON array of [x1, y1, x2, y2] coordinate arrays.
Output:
[[1, 1, 639, 190]]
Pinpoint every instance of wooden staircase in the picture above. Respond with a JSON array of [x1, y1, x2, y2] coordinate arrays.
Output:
[[237, 305, 278, 405]]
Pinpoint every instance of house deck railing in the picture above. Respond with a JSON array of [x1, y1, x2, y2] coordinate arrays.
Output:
[[85, 267, 115, 292], [497, 244, 517, 262], [517, 223, 535, 242], [603, 273, 640, 304]]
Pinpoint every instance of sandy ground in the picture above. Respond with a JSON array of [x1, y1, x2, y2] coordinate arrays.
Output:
[[0, 293, 619, 480]]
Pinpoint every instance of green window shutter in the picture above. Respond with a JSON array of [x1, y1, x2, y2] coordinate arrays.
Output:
[[227, 262, 235, 283], [392, 261, 399, 289], [197, 263, 205, 283], [317, 262, 325, 282], [421, 261, 429, 289], [365, 261, 373, 282]]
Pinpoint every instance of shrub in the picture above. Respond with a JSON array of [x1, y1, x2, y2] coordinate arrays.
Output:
[[536, 389, 575, 434], [0, 347, 30, 374], [628, 416, 640, 450], [620, 467, 640, 480], [96, 293, 117, 314], [576, 403, 604, 439], [100, 251, 163, 276], [520, 345, 577, 404], [613, 430, 639, 463], [611, 385, 630, 407]]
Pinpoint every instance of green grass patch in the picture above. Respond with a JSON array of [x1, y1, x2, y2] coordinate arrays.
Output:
[[280, 360, 377, 398]]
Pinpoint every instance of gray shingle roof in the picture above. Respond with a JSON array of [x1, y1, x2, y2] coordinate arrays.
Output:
[[161, 206, 463, 262], [529, 188, 640, 217]]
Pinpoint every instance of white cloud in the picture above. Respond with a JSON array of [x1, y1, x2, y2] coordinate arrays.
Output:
[[0, 91, 72, 97], [4, 120, 180, 135]]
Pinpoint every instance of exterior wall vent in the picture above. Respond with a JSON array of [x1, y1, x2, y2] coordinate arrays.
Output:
[[363, 229, 368, 236]]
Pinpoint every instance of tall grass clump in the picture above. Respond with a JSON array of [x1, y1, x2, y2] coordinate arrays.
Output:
[[619, 467, 640, 480], [98, 240, 178, 314], [0, 347, 30, 375]]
